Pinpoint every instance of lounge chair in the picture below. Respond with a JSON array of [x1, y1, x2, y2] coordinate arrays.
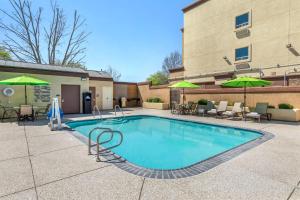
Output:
[[207, 101, 228, 117], [18, 105, 34, 121], [222, 102, 242, 118], [245, 103, 270, 122]]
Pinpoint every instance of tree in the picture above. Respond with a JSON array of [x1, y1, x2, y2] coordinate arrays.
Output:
[[162, 51, 182, 75], [105, 66, 121, 81], [0, 47, 11, 60], [147, 71, 168, 86], [0, 0, 88, 66]]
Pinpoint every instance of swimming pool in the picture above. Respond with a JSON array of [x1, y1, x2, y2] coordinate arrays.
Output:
[[67, 115, 264, 171]]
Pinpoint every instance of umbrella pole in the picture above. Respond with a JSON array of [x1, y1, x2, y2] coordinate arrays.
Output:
[[183, 88, 185, 105], [244, 85, 246, 121], [25, 85, 27, 105]]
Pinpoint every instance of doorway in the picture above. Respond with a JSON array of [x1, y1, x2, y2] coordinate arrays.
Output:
[[61, 85, 80, 114]]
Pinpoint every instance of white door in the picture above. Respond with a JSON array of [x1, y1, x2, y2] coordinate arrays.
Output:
[[102, 86, 113, 110]]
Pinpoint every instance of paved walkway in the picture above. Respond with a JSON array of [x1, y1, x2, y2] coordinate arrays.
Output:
[[0, 108, 299, 200]]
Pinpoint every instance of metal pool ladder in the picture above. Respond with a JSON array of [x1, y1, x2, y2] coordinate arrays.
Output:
[[114, 105, 124, 117], [93, 105, 102, 119], [88, 127, 124, 162]]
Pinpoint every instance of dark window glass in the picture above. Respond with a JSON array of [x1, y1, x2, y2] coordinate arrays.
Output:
[[235, 47, 249, 61], [235, 13, 249, 29]]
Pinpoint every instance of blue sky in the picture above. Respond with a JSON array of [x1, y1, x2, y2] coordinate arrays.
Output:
[[0, 0, 192, 82]]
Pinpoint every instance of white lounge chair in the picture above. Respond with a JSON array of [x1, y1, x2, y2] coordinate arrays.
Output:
[[207, 101, 228, 117], [223, 102, 242, 118]]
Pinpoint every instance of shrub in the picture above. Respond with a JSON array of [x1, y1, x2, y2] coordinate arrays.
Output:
[[198, 99, 208, 105], [146, 97, 163, 103], [278, 103, 294, 109], [268, 105, 275, 109]]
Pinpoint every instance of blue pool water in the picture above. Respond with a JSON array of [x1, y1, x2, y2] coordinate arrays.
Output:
[[67, 115, 262, 170]]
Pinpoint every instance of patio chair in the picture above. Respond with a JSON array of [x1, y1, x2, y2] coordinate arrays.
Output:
[[188, 102, 198, 115], [18, 105, 34, 121], [245, 103, 270, 122], [222, 102, 242, 119], [0, 105, 19, 122], [35, 104, 51, 119], [207, 101, 228, 117]]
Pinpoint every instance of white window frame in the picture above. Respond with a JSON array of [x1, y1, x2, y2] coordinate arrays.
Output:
[[234, 45, 252, 64], [235, 11, 252, 31]]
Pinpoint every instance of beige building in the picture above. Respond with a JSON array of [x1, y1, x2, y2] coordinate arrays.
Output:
[[0, 60, 113, 114], [170, 0, 300, 87]]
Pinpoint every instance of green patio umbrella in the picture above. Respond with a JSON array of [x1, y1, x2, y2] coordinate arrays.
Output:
[[222, 76, 271, 115], [0, 75, 49, 104], [169, 80, 199, 104]]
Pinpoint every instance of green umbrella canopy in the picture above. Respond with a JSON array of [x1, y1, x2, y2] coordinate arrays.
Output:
[[169, 80, 199, 88], [222, 77, 271, 120], [169, 81, 199, 104], [0, 75, 49, 86], [0, 75, 49, 104], [222, 76, 271, 88]]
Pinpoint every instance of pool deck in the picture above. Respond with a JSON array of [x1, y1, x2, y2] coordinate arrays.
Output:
[[0, 108, 299, 200]]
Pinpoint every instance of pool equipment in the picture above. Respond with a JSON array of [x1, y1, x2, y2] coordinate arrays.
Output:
[[48, 97, 64, 131]]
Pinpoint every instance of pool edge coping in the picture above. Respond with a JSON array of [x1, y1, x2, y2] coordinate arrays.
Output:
[[64, 114, 274, 179]]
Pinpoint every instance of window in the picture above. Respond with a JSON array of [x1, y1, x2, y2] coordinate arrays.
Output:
[[235, 12, 249, 29], [235, 47, 249, 61]]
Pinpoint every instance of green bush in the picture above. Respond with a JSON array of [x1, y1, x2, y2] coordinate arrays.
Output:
[[198, 99, 208, 105], [278, 103, 294, 109], [268, 105, 275, 109], [146, 97, 163, 103]]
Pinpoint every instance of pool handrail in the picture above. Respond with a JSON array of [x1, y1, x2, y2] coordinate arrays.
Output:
[[93, 105, 102, 119], [88, 127, 112, 155], [96, 130, 123, 162], [114, 105, 124, 117]]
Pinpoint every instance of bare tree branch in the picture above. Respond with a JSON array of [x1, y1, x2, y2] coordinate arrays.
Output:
[[162, 51, 182, 75], [61, 10, 89, 66], [105, 66, 121, 81], [0, 0, 89, 66]]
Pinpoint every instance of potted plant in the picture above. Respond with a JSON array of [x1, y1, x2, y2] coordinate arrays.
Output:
[[267, 103, 300, 122], [197, 99, 208, 112], [143, 97, 169, 110]]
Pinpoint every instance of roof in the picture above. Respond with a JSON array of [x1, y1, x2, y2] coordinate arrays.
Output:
[[182, 0, 210, 13], [0, 60, 87, 73], [86, 70, 112, 79], [0, 60, 113, 80]]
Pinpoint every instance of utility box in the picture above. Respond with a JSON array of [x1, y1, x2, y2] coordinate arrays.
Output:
[[121, 97, 127, 108], [82, 92, 92, 114]]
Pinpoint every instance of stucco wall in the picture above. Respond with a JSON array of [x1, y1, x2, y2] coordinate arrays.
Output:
[[183, 0, 300, 83], [137, 84, 170, 104], [113, 83, 139, 107], [185, 92, 300, 109], [137, 83, 300, 109], [89, 80, 113, 109], [0, 71, 90, 113]]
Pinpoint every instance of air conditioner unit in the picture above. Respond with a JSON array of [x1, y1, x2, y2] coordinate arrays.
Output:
[[235, 28, 250, 39], [235, 63, 251, 71]]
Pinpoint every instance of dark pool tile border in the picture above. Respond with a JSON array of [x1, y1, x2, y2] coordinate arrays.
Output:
[[66, 115, 274, 179]]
